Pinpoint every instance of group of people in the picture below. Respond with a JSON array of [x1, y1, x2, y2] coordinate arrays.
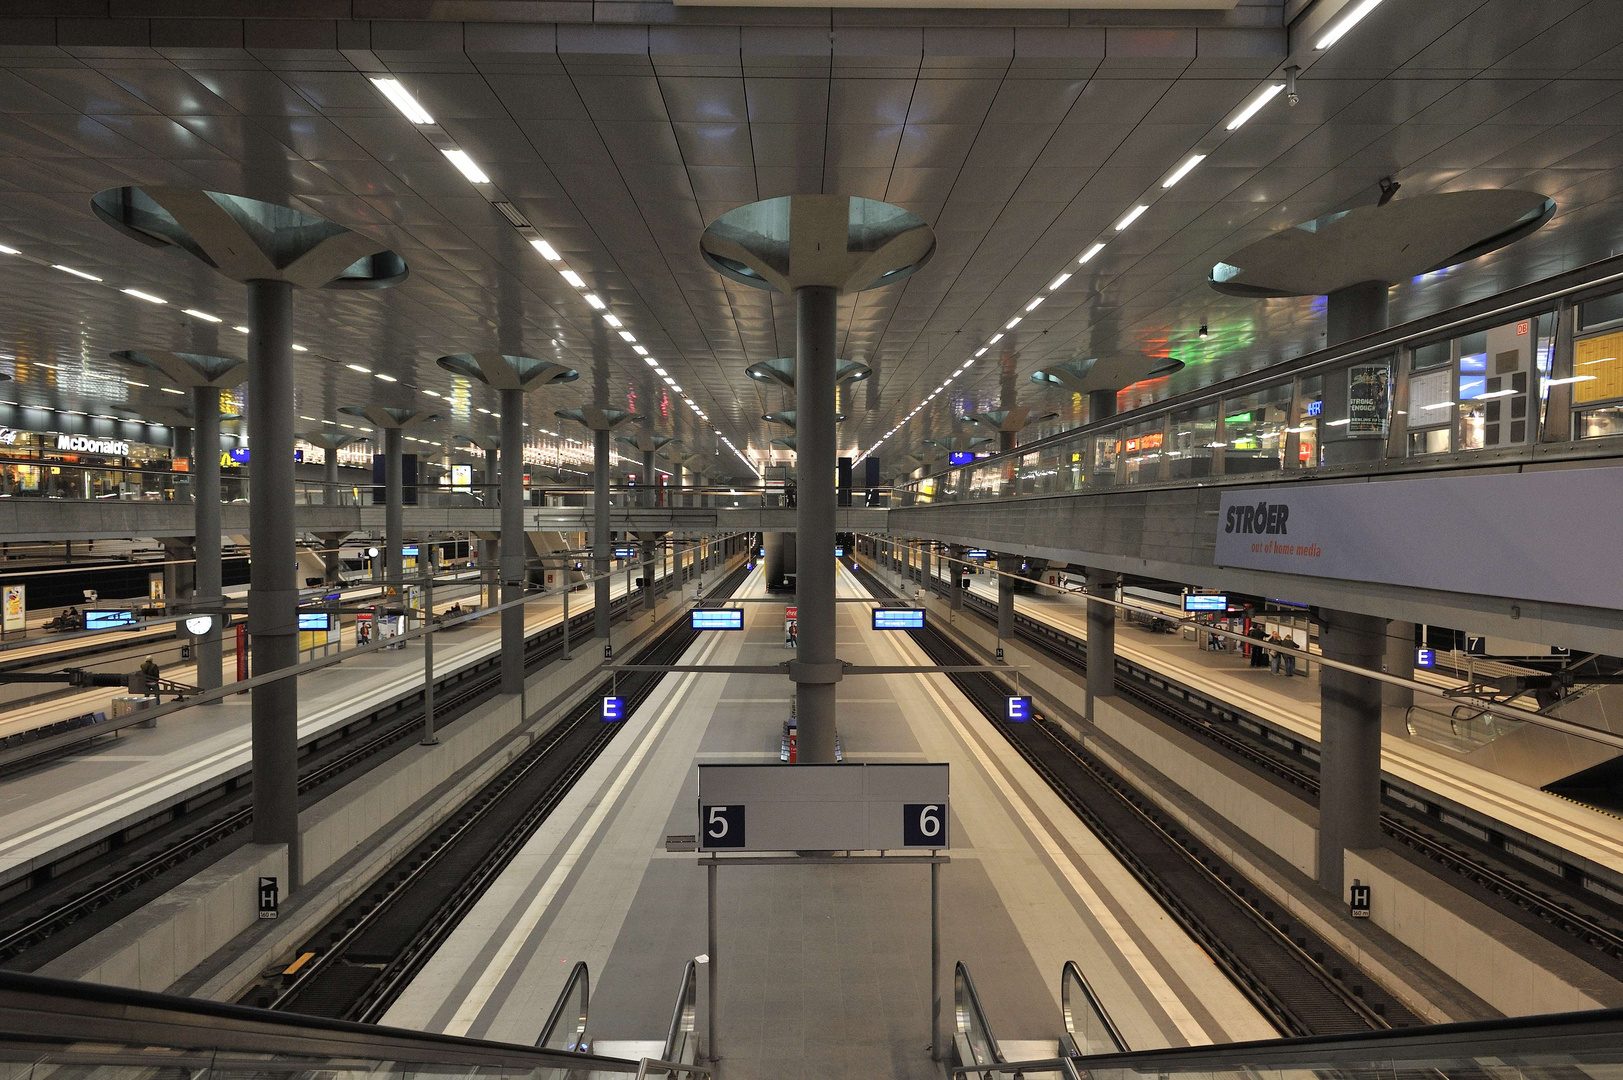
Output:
[[1246, 622, 1299, 676]]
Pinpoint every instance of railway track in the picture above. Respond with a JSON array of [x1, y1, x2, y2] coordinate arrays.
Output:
[[0, 583, 665, 971], [248, 563, 752, 1022], [935, 575, 1623, 977], [854, 561, 1408, 1035]]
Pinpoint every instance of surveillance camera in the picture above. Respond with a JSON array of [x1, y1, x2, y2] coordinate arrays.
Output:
[[1285, 65, 1300, 107]]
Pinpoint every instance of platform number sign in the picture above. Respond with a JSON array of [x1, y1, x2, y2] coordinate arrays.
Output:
[[903, 803, 947, 847], [1414, 648, 1435, 669], [601, 695, 624, 722], [702, 805, 746, 848], [1349, 882, 1371, 919], [258, 876, 279, 920], [1006, 696, 1033, 723]]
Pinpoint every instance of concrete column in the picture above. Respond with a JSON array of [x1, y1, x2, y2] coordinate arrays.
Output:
[[643, 450, 656, 508], [1088, 389, 1117, 423], [594, 428, 611, 641], [245, 278, 301, 886], [318, 535, 344, 586], [1317, 609, 1387, 899], [172, 425, 194, 503], [193, 385, 222, 701], [996, 555, 1016, 654], [384, 426, 403, 590], [477, 533, 498, 611], [949, 545, 964, 611], [323, 448, 339, 506], [641, 534, 657, 612], [998, 431, 1016, 453], [1085, 569, 1120, 718], [1383, 621, 1415, 715], [500, 388, 525, 693], [793, 284, 839, 763]]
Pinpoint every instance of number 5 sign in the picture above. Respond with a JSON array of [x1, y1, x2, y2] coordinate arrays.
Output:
[[903, 803, 947, 847], [701, 805, 745, 848]]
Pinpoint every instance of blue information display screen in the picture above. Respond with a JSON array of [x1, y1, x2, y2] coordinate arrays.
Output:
[[691, 609, 744, 630], [948, 451, 975, 466], [614, 546, 638, 558], [966, 549, 989, 559], [872, 608, 926, 630], [298, 612, 334, 632], [1182, 593, 1229, 612], [84, 609, 138, 630]]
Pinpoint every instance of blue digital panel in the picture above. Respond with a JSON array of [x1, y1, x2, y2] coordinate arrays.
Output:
[[1304, 398, 1323, 418], [691, 609, 744, 630], [1415, 647, 1435, 669], [601, 695, 624, 722], [228, 447, 251, 464], [298, 611, 334, 632], [966, 549, 989, 559], [1182, 593, 1229, 612], [872, 608, 926, 630], [84, 609, 137, 630], [948, 451, 975, 466], [1006, 696, 1033, 723], [401, 545, 419, 557], [834, 546, 844, 557], [614, 546, 638, 558]]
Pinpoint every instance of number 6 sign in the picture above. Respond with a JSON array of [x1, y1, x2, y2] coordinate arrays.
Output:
[[701, 804, 745, 848], [902, 803, 947, 847]]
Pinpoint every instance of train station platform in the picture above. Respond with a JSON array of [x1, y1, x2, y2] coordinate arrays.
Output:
[[907, 565, 1623, 890], [0, 569, 680, 898], [382, 564, 1277, 1077]]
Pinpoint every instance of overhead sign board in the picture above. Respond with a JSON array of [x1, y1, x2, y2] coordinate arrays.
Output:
[[691, 609, 743, 630], [1182, 593, 1229, 612], [1415, 647, 1436, 669], [966, 549, 990, 559], [697, 763, 949, 852], [1006, 696, 1032, 723], [1214, 466, 1623, 611], [614, 546, 638, 558], [872, 608, 925, 630], [297, 611, 334, 632], [84, 609, 138, 630], [601, 695, 624, 722]]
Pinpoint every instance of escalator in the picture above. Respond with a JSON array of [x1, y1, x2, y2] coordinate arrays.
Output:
[[533, 957, 702, 1075]]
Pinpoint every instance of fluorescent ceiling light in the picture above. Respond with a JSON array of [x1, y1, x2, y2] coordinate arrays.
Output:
[[375, 373, 397, 382], [0, 243, 17, 255], [962, 358, 975, 368], [655, 367, 668, 376], [1115, 205, 1149, 231], [1475, 388, 1516, 399], [1326, 418, 1351, 427], [291, 343, 308, 352], [183, 308, 221, 323], [371, 77, 434, 124], [644, 356, 659, 367], [1161, 153, 1206, 189], [1049, 273, 1072, 291], [1228, 83, 1286, 130], [670, 384, 681, 392], [633, 345, 648, 356], [1079, 243, 1107, 266], [322, 419, 335, 425], [476, 407, 491, 414], [560, 269, 585, 288], [1421, 401, 1455, 410], [347, 364, 371, 373], [1580, 356, 1616, 365], [442, 149, 490, 184], [122, 288, 166, 304], [663, 376, 675, 385], [1315, 0, 1385, 49], [530, 238, 561, 261], [619, 330, 636, 342], [234, 325, 249, 334], [422, 389, 441, 397], [603, 313, 622, 327], [1025, 295, 1045, 312], [988, 333, 1002, 344], [161, 386, 185, 396], [1546, 375, 1598, 386], [1006, 317, 1022, 330], [974, 347, 988, 357], [53, 264, 101, 282], [126, 379, 150, 388], [584, 293, 606, 309]]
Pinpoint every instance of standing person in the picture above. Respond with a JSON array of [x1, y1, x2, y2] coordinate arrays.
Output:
[[1268, 631, 1285, 674], [1247, 621, 1269, 668], [1280, 633, 1299, 677], [140, 654, 161, 690]]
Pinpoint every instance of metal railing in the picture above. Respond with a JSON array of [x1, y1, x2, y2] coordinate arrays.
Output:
[[537, 960, 591, 1053], [662, 959, 700, 1067], [0, 968, 646, 1075], [1061, 960, 1126, 1058], [897, 254, 1623, 507]]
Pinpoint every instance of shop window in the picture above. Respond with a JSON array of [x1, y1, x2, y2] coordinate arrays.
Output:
[[1458, 317, 1545, 450], [1573, 328, 1623, 439], [1115, 420, 1165, 484], [1222, 383, 1292, 474], [1167, 403, 1217, 479], [1578, 290, 1623, 332]]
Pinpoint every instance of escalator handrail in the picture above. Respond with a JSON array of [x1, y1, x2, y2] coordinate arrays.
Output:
[[0, 969, 638, 1072], [662, 958, 698, 1064], [536, 959, 590, 1051], [954, 961, 1004, 1065], [1069, 1003, 1623, 1073], [1060, 960, 1127, 1055]]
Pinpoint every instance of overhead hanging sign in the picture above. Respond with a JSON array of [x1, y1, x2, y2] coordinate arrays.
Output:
[[1214, 466, 1623, 611], [697, 763, 949, 852]]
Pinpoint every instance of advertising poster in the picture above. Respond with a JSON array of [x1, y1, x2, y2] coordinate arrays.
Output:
[[1347, 362, 1391, 437], [2, 585, 23, 633]]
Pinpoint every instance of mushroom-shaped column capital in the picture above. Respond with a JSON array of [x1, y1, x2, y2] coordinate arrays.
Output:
[[744, 356, 872, 387], [339, 405, 442, 430], [555, 407, 642, 432], [701, 195, 934, 295], [436, 352, 579, 391], [112, 349, 247, 389]]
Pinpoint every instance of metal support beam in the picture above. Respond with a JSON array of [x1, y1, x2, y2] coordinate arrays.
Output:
[[792, 284, 839, 763], [245, 278, 301, 887], [193, 385, 222, 703], [594, 428, 611, 642], [500, 388, 525, 693]]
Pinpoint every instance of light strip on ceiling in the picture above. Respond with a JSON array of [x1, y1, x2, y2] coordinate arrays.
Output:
[[121, 288, 166, 304], [441, 149, 490, 184], [1315, 0, 1385, 49], [371, 78, 435, 124], [1228, 83, 1286, 130], [1161, 153, 1206, 189]]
